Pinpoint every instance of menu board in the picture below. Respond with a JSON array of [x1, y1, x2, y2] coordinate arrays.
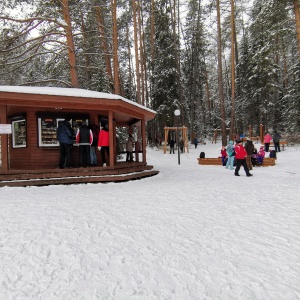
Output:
[[38, 117, 61, 147], [12, 119, 27, 148], [38, 117, 89, 146]]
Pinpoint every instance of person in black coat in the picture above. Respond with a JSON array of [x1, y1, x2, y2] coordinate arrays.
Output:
[[273, 131, 281, 152], [244, 138, 255, 170], [169, 139, 175, 154], [89, 124, 99, 166], [56, 117, 74, 169], [76, 121, 93, 168]]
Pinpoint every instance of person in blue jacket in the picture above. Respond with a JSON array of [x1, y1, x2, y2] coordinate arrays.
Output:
[[57, 117, 74, 169], [225, 140, 235, 170]]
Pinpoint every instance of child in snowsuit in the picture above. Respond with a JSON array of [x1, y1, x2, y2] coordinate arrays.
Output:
[[221, 145, 227, 166], [256, 146, 265, 165], [225, 141, 235, 170]]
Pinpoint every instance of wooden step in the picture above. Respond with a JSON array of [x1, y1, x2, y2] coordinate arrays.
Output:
[[0, 170, 159, 187], [0, 164, 159, 187]]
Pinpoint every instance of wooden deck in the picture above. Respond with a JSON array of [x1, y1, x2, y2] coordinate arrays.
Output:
[[0, 162, 159, 187]]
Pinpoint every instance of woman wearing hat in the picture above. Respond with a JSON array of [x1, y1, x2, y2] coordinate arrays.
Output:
[[234, 140, 253, 177], [225, 141, 235, 170]]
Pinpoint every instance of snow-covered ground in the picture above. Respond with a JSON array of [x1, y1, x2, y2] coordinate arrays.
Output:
[[0, 141, 299, 299]]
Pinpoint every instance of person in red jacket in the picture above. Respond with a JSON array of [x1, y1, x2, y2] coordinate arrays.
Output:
[[234, 140, 253, 177], [220, 145, 227, 166], [97, 124, 109, 166]]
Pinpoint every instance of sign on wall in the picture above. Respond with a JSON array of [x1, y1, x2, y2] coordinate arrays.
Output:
[[12, 119, 27, 148], [0, 124, 12, 134]]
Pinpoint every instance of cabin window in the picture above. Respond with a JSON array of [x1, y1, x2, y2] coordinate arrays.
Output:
[[38, 117, 62, 147], [12, 119, 27, 148], [37, 116, 89, 147]]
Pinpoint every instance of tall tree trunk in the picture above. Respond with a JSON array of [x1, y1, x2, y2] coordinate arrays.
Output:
[[95, 6, 113, 92], [80, 14, 92, 84], [137, 0, 145, 106], [139, 5, 150, 107], [216, 0, 227, 145], [126, 22, 133, 100], [132, 0, 141, 103], [112, 0, 120, 95], [62, 0, 79, 88], [282, 35, 288, 89], [294, 0, 300, 62], [150, 0, 155, 110], [230, 0, 235, 140], [169, 0, 184, 123], [204, 67, 212, 123], [151, 0, 155, 62]]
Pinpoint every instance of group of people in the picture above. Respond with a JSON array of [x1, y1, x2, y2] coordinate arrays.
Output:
[[56, 117, 110, 168], [264, 131, 281, 152], [221, 130, 281, 176], [169, 139, 184, 154], [222, 140, 253, 177]]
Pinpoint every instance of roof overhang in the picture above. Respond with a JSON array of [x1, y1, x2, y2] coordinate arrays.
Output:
[[0, 86, 156, 124]]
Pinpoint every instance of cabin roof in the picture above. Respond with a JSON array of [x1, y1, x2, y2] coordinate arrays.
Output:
[[0, 86, 156, 123]]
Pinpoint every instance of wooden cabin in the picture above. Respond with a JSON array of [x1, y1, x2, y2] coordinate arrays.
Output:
[[0, 86, 158, 186]]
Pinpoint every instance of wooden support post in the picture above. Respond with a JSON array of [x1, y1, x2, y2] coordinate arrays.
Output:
[[0, 105, 8, 170], [164, 127, 189, 153], [164, 127, 169, 154], [141, 118, 146, 163], [108, 110, 114, 167], [213, 129, 217, 143], [260, 124, 264, 144]]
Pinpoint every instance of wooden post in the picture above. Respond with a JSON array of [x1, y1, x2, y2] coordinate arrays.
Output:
[[260, 124, 264, 144], [164, 127, 168, 154], [183, 127, 189, 153], [141, 118, 146, 163], [0, 105, 8, 170], [108, 110, 114, 167], [213, 129, 217, 144]]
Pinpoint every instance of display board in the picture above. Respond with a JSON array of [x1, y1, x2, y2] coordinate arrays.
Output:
[[38, 117, 89, 147], [12, 119, 27, 148], [38, 117, 62, 147]]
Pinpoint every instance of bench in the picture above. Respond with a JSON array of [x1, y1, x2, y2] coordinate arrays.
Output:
[[197, 157, 276, 167], [197, 157, 223, 165]]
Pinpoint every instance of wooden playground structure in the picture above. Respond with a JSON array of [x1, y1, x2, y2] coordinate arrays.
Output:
[[212, 124, 266, 144], [163, 126, 189, 154]]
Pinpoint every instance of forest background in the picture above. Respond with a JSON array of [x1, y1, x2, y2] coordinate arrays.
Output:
[[1, 0, 300, 145]]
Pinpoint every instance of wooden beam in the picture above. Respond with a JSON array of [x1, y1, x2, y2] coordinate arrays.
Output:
[[108, 110, 114, 167], [141, 118, 146, 163], [0, 105, 8, 171]]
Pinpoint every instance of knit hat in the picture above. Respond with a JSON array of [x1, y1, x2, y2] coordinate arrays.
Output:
[[246, 138, 251, 141], [229, 141, 233, 145], [236, 140, 242, 144]]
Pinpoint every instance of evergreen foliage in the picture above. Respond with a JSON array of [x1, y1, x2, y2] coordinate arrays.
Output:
[[0, 0, 300, 139]]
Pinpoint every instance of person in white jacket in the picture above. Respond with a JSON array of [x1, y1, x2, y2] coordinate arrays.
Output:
[[126, 134, 135, 162]]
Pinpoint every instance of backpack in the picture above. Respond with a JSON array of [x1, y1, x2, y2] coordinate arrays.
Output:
[[269, 150, 276, 158], [200, 152, 205, 158]]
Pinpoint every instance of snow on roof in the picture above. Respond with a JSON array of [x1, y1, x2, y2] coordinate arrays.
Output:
[[0, 85, 156, 114]]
